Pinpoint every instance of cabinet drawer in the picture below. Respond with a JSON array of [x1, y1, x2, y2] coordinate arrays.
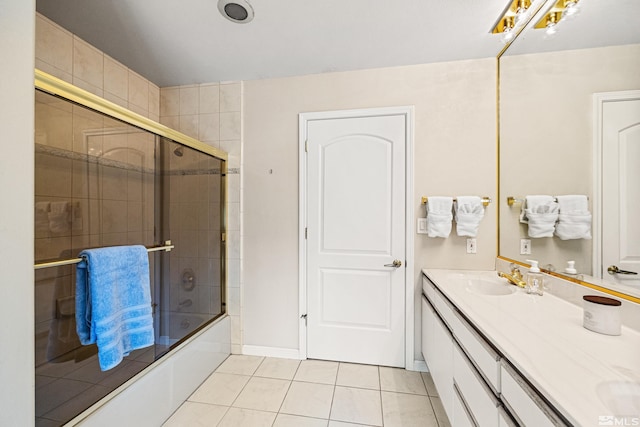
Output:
[[453, 343, 500, 427], [451, 309, 501, 393], [500, 361, 568, 427], [453, 383, 476, 427]]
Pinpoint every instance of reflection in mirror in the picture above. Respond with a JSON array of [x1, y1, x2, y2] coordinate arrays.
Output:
[[498, 0, 640, 298]]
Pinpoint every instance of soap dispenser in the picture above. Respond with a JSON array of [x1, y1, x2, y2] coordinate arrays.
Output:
[[526, 260, 544, 296]]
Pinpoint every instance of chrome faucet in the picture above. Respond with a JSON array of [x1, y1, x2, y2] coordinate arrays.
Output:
[[498, 267, 526, 288]]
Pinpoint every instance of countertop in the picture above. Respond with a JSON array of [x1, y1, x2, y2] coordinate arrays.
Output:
[[422, 268, 640, 427]]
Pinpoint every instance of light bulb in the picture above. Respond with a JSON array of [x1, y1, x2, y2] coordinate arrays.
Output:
[[501, 28, 516, 44], [563, 1, 580, 19], [545, 22, 557, 36], [514, 7, 530, 25]]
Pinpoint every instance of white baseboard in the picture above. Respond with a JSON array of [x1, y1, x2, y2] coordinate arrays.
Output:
[[413, 359, 428, 372], [242, 344, 302, 360]]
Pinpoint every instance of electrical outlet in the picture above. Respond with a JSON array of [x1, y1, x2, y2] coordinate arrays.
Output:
[[466, 238, 477, 254], [520, 239, 531, 255]]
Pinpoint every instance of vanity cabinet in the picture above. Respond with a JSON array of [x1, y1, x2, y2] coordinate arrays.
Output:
[[422, 274, 567, 427], [421, 294, 454, 418]]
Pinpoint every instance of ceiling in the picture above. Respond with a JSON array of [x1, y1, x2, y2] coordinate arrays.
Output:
[[36, 0, 640, 87], [36, 0, 511, 87]]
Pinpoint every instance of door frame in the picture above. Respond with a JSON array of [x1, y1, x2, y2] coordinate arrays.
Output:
[[592, 90, 640, 279], [298, 106, 415, 369]]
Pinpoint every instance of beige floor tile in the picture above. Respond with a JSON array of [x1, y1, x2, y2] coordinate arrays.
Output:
[[381, 391, 437, 427], [274, 413, 329, 427], [254, 357, 301, 380], [215, 354, 264, 376], [162, 401, 228, 426], [188, 372, 250, 406], [328, 422, 377, 427], [232, 376, 291, 412], [336, 363, 380, 390], [217, 407, 277, 427], [379, 367, 427, 395], [280, 381, 334, 419], [330, 386, 382, 426], [421, 372, 439, 397], [430, 396, 452, 427], [294, 360, 339, 385]]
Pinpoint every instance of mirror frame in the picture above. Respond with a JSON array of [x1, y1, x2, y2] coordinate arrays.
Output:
[[495, 1, 640, 305]]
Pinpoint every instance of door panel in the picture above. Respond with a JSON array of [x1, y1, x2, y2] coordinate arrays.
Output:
[[602, 98, 640, 284], [306, 113, 406, 367]]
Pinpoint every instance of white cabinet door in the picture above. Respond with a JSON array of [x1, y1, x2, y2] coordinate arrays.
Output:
[[421, 295, 432, 366], [422, 295, 454, 421]]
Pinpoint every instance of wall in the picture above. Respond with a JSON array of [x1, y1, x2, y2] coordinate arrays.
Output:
[[242, 59, 498, 359], [159, 83, 243, 352], [500, 44, 640, 274], [0, 1, 35, 426]]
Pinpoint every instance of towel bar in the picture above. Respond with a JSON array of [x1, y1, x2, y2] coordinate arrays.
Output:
[[507, 195, 589, 207], [34, 241, 175, 270], [421, 196, 492, 207]]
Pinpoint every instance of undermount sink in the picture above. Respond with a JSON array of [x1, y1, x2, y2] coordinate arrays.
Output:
[[597, 381, 640, 415], [466, 279, 517, 296]]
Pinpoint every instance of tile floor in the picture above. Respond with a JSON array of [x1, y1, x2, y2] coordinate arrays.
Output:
[[163, 355, 451, 427]]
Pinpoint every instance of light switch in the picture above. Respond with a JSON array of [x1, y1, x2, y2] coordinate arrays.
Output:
[[417, 218, 428, 234]]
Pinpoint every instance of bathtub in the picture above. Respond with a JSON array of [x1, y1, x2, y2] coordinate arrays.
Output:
[[157, 312, 214, 346]]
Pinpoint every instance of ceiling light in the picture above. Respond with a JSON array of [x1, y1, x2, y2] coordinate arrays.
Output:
[[491, 0, 532, 39], [534, 0, 583, 33], [218, 0, 254, 24]]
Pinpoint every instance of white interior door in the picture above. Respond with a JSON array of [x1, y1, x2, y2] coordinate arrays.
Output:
[[602, 96, 640, 285], [305, 111, 406, 367]]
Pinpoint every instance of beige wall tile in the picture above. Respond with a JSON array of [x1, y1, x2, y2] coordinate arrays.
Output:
[[72, 76, 103, 97], [198, 113, 220, 142], [128, 70, 149, 111], [180, 115, 199, 139], [200, 84, 220, 114], [220, 112, 241, 140], [149, 83, 160, 117], [73, 36, 103, 89], [36, 14, 73, 75], [160, 115, 179, 130], [35, 59, 73, 84], [160, 87, 180, 116], [128, 102, 149, 118], [103, 91, 128, 109], [180, 85, 199, 115], [104, 55, 128, 100], [220, 83, 241, 112]]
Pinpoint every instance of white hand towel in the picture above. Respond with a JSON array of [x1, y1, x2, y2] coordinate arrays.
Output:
[[521, 195, 558, 238], [454, 196, 485, 237], [426, 196, 453, 238], [48, 201, 70, 233], [555, 195, 591, 240]]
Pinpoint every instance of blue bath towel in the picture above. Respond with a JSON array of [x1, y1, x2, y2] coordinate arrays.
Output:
[[76, 245, 154, 371]]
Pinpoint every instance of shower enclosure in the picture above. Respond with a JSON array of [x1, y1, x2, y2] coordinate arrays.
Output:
[[34, 71, 226, 425]]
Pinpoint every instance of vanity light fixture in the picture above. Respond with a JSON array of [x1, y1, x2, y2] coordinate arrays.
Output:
[[534, 0, 583, 33], [218, 0, 254, 24], [491, 0, 540, 43], [544, 11, 562, 35]]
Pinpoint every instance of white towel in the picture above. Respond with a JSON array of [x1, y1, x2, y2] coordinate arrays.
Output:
[[48, 201, 70, 233], [520, 195, 558, 238], [555, 195, 591, 240], [426, 196, 453, 238], [454, 196, 485, 237]]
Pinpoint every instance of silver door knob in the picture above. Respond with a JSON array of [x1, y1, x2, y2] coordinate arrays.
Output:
[[607, 265, 638, 275], [384, 260, 402, 268]]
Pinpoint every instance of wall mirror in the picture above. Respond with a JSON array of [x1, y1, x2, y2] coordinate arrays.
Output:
[[498, 0, 640, 299]]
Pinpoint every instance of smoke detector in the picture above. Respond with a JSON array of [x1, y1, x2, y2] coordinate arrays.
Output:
[[218, 0, 254, 24]]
